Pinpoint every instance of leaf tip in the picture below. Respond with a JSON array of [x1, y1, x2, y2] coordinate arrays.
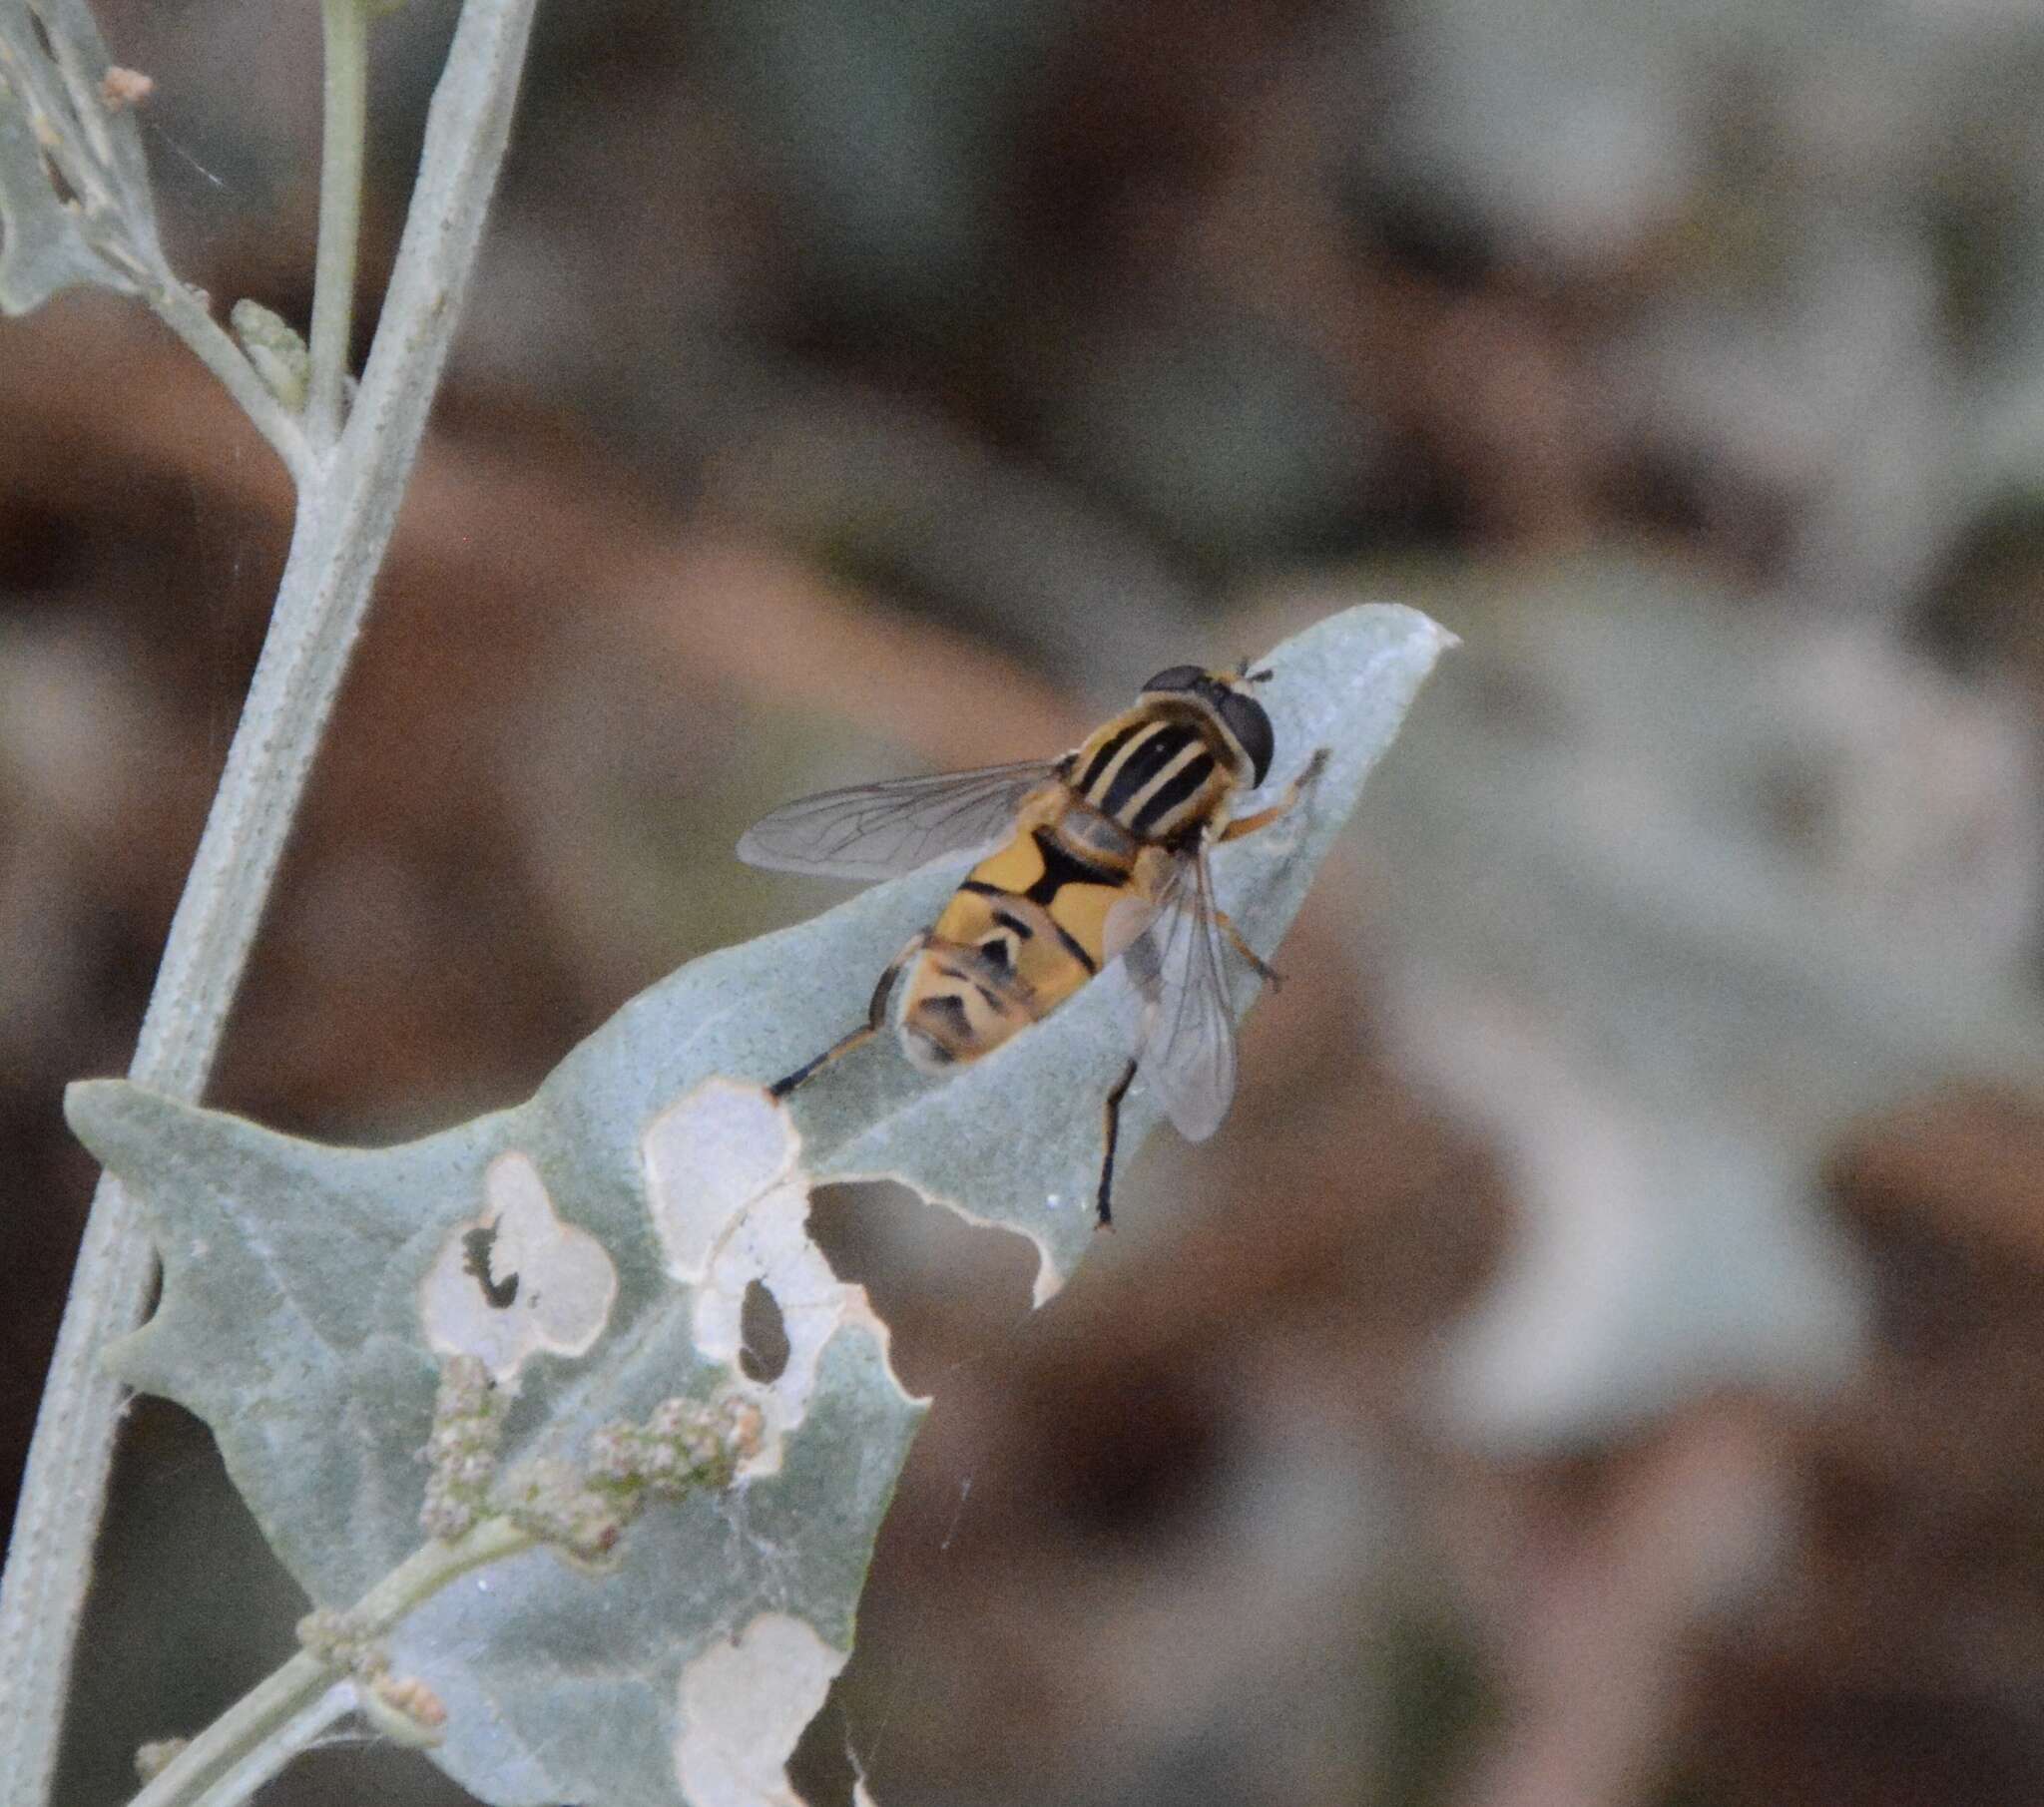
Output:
[[63, 1076, 146, 1166], [63, 1073, 126, 1126]]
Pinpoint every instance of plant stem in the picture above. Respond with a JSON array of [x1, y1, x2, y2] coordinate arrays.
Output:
[[189, 1681, 358, 1807], [146, 277, 312, 483], [127, 1520, 536, 1807], [0, 4, 543, 1803], [130, 1662, 351, 1807], [308, 0, 369, 445]]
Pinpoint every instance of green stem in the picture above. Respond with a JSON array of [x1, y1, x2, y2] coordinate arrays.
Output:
[[308, 0, 370, 444], [129, 1660, 346, 1807], [128, 1521, 535, 1807], [355, 1516, 536, 1633], [146, 279, 312, 484], [188, 1679, 356, 1807]]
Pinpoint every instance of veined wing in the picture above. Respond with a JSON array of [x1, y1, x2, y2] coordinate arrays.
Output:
[[1125, 849, 1239, 1141], [737, 759, 1060, 881]]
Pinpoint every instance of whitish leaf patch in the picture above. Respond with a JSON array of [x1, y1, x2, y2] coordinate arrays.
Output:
[[646, 1080, 895, 1474], [420, 1150, 619, 1384], [674, 1613, 847, 1807]]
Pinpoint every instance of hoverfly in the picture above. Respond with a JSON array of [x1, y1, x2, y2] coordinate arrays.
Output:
[[739, 664, 1328, 1224]]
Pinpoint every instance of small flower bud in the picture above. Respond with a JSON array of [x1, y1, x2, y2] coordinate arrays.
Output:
[[100, 68, 154, 112], [229, 300, 309, 413], [362, 1670, 449, 1747], [296, 1606, 355, 1665], [419, 1355, 508, 1541]]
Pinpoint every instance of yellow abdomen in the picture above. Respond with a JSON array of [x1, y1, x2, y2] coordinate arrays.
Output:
[[898, 823, 1127, 1072]]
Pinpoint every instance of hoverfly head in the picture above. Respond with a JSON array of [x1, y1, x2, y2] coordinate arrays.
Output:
[[1213, 680, 1275, 787], [1141, 663, 1275, 787]]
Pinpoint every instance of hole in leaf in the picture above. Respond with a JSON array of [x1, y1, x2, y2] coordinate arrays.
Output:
[[807, 1180, 1037, 1396], [739, 1279, 788, 1383]]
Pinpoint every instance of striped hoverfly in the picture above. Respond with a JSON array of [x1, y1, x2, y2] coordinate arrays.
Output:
[[739, 663, 1327, 1223]]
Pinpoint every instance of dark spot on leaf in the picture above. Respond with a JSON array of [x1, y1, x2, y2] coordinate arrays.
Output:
[[462, 1222, 520, 1310]]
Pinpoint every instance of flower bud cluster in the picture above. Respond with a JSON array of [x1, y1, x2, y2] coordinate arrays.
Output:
[[418, 1355, 508, 1541], [297, 1606, 447, 1746], [587, 1394, 765, 1498], [417, 1355, 762, 1569], [501, 1458, 628, 1567], [497, 1393, 764, 1564], [361, 1669, 450, 1747], [297, 1605, 374, 1671]]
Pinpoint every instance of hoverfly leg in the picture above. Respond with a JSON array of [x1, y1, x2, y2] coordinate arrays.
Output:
[[1216, 746, 1329, 843], [767, 1034, 865, 1100], [1096, 1057, 1140, 1228], [768, 933, 925, 1099], [865, 933, 924, 1026], [1212, 910, 1281, 988], [1201, 746, 1330, 989]]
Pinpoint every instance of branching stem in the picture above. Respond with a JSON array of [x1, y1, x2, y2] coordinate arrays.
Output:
[[145, 276, 312, 483], [127, 1521, 536, 1807]]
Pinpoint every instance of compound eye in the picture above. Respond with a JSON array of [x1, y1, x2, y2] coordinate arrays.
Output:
[[1218, 690, 1276, 786], [1141, 664, 1204, 695]]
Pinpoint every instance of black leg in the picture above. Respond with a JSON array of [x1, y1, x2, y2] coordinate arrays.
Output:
[[1096, 1058, 1139, 1227], [768, 1027, 871, 1099], [769, 934, 921, 1099]]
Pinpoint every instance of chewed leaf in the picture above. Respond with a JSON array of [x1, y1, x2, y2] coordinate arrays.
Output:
[[673, 1614, 848, 1807], [421, 1151, 619, 1382], [643, 1082, 890, 1470], [65, 600, 1446, 1807], [70, 1077, 923, 1807], [0, 0, 166, 311]]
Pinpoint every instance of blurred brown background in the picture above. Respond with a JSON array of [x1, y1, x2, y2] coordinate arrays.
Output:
[[8, 0, 2044, 1803]]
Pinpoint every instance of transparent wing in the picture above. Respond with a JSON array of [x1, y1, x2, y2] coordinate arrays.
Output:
[[736, 759, 1059, 881], [1126, 849, 1239, 1142]]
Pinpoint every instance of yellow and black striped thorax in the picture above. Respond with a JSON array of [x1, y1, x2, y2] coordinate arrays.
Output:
[[1064, 666, 1276, 848]]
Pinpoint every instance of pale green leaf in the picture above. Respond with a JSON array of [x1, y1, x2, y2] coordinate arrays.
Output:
[[67, 601, 1447, 1806], [0, 76, 100, 309], [0, 0, 163, 311]]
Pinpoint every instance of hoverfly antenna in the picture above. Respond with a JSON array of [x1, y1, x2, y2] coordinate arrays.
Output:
[[1246, 667, 1275, 685]]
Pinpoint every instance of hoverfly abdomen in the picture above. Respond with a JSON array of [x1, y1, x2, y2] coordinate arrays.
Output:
[[740, 660, 1326, 1224], [899, 945, 1029, 1073]]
